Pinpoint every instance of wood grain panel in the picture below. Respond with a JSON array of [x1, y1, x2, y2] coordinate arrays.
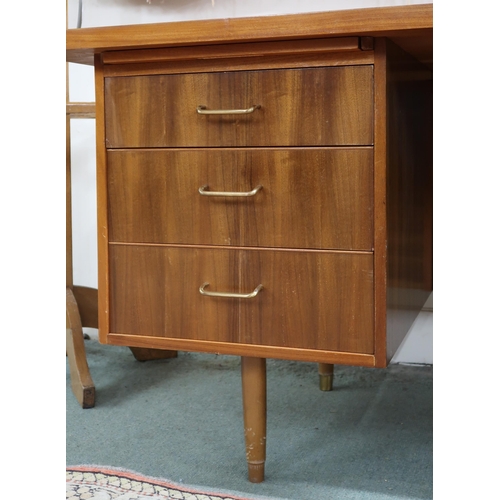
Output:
[[104, 66, 373, 147], [109, 245, 241, 344], [375, 38, 433, 365], [102, 51, 374, 79], [372, 39, 389, 366], [106, 334, 376, 366], [107, 148, 373, 251], [66, 4, 433, 66], [102, 37, 362, 65], [108, 245, 374, 354], [237, 248, 374, 353], [94, 54, 111, 342]]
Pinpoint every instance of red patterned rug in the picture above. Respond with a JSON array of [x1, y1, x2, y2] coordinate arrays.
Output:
[[66, 466, 276, 500]]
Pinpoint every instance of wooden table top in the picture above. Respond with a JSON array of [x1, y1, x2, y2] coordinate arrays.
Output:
[[66, 3, 433, 68]]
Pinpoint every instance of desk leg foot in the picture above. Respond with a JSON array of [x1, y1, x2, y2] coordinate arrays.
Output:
[[241, 357, 266, 483], [66, 288, 95, 409], [318, 363, 334, 391]]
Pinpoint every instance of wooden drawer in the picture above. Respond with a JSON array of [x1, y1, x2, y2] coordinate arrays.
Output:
[[108, 245, 374, 354], [107, 148, 373, 251], [104, 66, 373, 148]]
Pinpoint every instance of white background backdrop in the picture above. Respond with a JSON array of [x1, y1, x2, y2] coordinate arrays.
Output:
[[67, 0, 433, 364]]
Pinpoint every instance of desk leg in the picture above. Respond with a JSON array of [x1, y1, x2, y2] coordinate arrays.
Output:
[[318, 363, 334, 391], [66, 288, 96, 408], [241, 357, 267, 483]]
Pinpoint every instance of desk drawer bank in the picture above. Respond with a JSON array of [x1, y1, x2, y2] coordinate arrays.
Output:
[[73, 10, 432, 482]]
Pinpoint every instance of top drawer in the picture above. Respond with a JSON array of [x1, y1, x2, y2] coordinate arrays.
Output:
[[104, 66, 373, 148]]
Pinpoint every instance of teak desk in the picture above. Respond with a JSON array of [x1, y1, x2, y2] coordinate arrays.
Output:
[[67, 4, 433, 482]]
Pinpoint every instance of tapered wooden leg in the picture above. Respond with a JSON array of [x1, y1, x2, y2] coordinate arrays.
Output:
[[241, 357, 267, 483], [318, 363, 334, 391], [66, 288, 96, 408]]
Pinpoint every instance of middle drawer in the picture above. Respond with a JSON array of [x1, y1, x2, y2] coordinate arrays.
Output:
[[107, 148, 374, 251]]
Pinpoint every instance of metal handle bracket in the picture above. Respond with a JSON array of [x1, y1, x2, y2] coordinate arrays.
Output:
[[197, 105, 261, 115], [199, 283, 263, 299], [198, 185, 262, 197]]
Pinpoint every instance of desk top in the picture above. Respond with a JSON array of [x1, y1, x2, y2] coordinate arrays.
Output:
[[66, 3, 433, 68]]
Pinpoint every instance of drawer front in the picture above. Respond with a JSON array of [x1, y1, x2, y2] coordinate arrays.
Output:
[[108, 245, 374, 354], [105, 66, 373, 148], [107, 148, 373, 251]]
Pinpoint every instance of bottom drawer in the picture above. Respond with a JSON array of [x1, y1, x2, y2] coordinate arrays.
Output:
[[108, 245, 374, 354]]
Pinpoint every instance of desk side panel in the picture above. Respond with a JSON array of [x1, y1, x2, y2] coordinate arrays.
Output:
[[95, 54, 111, 343], [381, 38, 433, 364]]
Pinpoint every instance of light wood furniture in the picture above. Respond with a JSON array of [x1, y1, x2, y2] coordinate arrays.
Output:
[[67, 4, 433, 481]]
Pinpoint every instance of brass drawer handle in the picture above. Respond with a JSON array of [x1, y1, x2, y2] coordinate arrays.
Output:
[[199, 282, 263, 299], [198, 184, 262, 197], [197, 104, 261, 115]]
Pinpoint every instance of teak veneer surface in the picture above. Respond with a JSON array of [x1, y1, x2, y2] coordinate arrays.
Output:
[[107, 148, 374, 251], [104, 66, 374, 148], [86, 21, 433, 369], [101, 37, 362, 65], [66, 4, 433, 67], [383, 38, 433, 360], [108, 245, 374, 354]]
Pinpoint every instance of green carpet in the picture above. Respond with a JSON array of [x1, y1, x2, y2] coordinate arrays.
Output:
[[66, 338, 432, 500]]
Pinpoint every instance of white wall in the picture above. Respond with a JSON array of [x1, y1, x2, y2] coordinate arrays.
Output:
[[67, 0, 431, 28], [68, 0, 433, 364]]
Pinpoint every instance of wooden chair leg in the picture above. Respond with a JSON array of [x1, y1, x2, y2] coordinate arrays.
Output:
[[66, 288, 96, 408], [318, 363, 334, 391], [241, 357, 267, 483]]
